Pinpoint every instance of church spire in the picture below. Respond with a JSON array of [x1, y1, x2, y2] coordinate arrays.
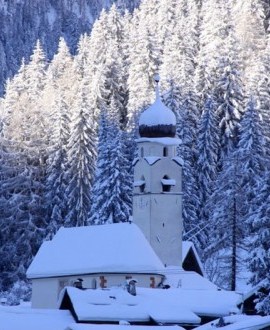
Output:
[[138, 74, 176, 138]]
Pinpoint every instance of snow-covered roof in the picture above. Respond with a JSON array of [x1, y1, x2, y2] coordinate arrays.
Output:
[[27, 223, 165, 279], [67, 325, 185, 330], [62, 286, 200, 325], [139, 96, 176, 128], [163, 268, 216, 290], [62, 285, 241, 325], [194, 314, 270, 330], [138, 80, 177, 138], [182, 241, 205, 276]]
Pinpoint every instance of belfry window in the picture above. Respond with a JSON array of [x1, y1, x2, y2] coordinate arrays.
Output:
[[163, 147, 168, 157], [134, 176, 146, 193], [161, 175, 176, 192]]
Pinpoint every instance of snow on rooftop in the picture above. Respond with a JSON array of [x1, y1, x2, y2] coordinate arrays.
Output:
[[64, 285, 240, 325], [182, 241, 205, 277], [64, 286, 200, 325], [67, 325, 185, 330], [193, 314, 270, 330], [27, 223, 165, 279], [182, 241, 194, 261], [163, 268, 216, 290], [136, 287, 240, 318], [139, 96, 176, 127]]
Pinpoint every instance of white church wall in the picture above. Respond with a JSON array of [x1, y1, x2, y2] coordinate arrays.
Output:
[[133, 194, 182, 267], [133, 139, 182, 267], [31, 273, 164, 309], [31, 278, 59, 309]]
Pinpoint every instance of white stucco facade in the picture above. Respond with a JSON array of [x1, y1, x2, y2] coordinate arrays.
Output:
[[133, 139, 183, 267], [31, 273, 164, 309]]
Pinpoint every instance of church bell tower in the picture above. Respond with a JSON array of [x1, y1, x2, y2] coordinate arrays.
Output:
[[133, 75, 183, 267]]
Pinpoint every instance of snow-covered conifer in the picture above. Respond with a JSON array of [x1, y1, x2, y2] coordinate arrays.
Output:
[[127, 8, 158, 129], [196, 96, 220, 248], [215, 31, 244, 157], [64, 75, 96, 227], [45, 92, 71, 235], [247, 170, 270, 315], [90, 109, 132, 224]]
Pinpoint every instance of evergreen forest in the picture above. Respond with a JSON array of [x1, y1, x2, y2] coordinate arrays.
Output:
[[1, 0, 270, 314]]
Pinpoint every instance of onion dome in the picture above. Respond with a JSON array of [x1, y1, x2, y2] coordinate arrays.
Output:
[[139, 74, 176, 138]]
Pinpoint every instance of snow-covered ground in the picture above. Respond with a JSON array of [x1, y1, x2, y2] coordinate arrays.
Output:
[[0, 303, 185, 330], [0, 303, 73, 330], [1, 303, 270, 330]]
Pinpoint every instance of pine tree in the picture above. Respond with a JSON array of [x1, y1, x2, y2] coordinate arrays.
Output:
[[247, 170, 270, 315], [236, 97, 266, 196], [127, 7, 158, 129], [196, 96, 220, 249], [233, 0, 266, 88], [206, 151, 246, 291], [206, 97, 266, 290], [45, 93, 71, 235], [90, 108, 132, 225], [65, 75, 96, 227], [177, 92, 200, 246], [253, 34, 270, 160], [216, 41, 244, 157]]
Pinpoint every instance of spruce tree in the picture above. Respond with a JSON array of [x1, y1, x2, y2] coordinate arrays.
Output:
[[65, 75, 96, 227], [196, 96, 220, 250], [90, 108, 132, 225], [248, 170, 270, 315]]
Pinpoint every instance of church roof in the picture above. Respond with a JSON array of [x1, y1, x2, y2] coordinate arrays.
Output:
[[60, 285, 240, 325], [139, 75, 176, 138], [182, 241, 205, 277], [27, 223, 165, 279]]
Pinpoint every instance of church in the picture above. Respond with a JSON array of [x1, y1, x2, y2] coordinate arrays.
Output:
[[27, 76, 241, 327]]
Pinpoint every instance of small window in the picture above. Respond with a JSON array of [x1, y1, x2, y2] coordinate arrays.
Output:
[[141, 147, 144, 157], [134, 176, 146, 193], [140, 176, 146, 193], [163, 147, 168, 157], [161, 175, 175, 192]]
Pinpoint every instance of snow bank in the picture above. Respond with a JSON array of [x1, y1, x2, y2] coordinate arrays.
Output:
[[0, 305, 73, 330]]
